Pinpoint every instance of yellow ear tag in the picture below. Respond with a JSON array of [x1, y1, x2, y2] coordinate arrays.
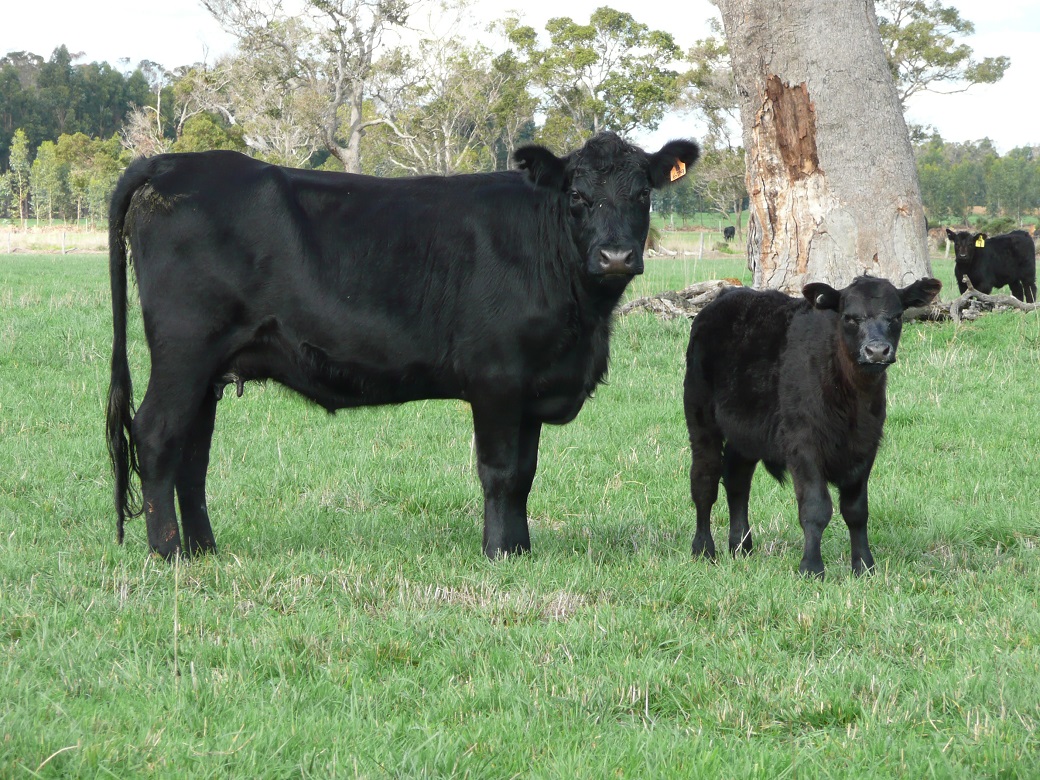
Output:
[[975, 236, 986, 248], [670, 161, 686, 182]]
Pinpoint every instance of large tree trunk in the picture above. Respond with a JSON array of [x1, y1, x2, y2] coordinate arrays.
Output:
[[713, 0, 932, 292]]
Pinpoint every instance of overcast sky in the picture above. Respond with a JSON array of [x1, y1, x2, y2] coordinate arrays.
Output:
[[2, 0, 1037, 154]]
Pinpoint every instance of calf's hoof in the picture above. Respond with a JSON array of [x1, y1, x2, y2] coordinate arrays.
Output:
[[691, 534, 717, 560], [851, 555, 876, 577]]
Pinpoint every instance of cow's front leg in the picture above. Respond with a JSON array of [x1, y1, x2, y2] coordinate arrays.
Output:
[[472, 402, 540, 559], [839, 478, 875, 576], [791, 467, 832, 578]]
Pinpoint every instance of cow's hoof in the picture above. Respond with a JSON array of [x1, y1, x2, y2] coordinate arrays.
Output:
[[798, 559, 825, 579]]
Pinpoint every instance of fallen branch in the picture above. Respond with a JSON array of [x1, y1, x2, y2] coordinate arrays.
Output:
[[620, 275, 1039, 324], [618, 279, 741, 320], [948, 276, 1040, 323]]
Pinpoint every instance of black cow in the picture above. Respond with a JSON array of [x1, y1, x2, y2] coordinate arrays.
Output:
[[107, 132, 700, 560], [945, 228, 1036, 302], [723, 226, 735, 241], [684, 275, 942, 577]]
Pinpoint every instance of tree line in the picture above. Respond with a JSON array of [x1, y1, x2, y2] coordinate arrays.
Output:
[[0, 1, 1033, 231]]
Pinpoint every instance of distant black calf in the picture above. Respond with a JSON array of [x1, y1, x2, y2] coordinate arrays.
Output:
[[684, 275, 942, 577], [723, 226, 736, 240], [945, 229, 1036, 302]]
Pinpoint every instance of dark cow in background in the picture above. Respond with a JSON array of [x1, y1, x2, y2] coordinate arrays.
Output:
[[723, 226, 736, 241], [107, 132, 700, 560], [945, 228, 1036, 302], [684, 275, 942, 577]]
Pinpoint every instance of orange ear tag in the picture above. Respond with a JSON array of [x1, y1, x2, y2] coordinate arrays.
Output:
[[975, 236, 986, 248], [670, 161, 687, 181]]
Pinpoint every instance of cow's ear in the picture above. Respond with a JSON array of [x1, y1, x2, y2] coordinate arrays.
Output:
[[803, 282, 840, 311], [945, 228, 955, 240], [648, 140, 700, 189], [514, 145, 568, 191], [899, 277, 942, 309]]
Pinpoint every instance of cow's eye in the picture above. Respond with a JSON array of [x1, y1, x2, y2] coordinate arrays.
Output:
[[639, 187, 651, 202], [843, 314, 861, 325], [569, 189, 588, 207]]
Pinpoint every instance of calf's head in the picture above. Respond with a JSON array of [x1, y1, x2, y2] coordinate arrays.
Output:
[[514, 132, 699, 283], [945, 229, 984, 264], [803, 276, 942, 373]]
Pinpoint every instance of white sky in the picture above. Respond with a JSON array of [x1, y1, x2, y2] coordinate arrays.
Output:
[[2, 0, 1037, 153]]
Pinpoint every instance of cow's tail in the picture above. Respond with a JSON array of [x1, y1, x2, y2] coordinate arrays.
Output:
[[107, 159, 151, 543]]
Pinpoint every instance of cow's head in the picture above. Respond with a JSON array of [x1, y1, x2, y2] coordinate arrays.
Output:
[[803, 276, 942, 373], [514, 132, 699, 284], [945, 229, 985, 263]]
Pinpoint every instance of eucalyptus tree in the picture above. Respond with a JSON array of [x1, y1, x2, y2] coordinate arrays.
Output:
[[8, 129, 31, 224], [203, 0, 427, 173], [29, 139, 67, 222], [502, 6, 683, 150], [368, 36, 536, 175], [876, 0, 1009, 107], [712, 0, 931, 291]]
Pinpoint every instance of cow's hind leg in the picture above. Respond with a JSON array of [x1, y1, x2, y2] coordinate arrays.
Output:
[[839, 478, 875, 576], [176, 391, 219, 556], [472, 402, 540, 559], [722, 444, 756, 557], [1009, 279, 1026, 301], [133, 366, 211, 560]]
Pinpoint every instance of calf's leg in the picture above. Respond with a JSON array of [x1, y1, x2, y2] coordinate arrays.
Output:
[[838, 478, 875, 576], [1009, 280, 1026, 301], [722, 445, 756, 557], [687, 427, 722, 560], [472, 402, 539, 559], [1025, 281, 1037, 304], [791, 467, 832, 578]]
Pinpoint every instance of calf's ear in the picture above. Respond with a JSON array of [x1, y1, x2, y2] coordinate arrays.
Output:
[[648, 140, 700, 189], [514, 145, 568, 191], [945, 228, 956, 240], [803, 282, 840, 311], [899, 277, 942, 309]]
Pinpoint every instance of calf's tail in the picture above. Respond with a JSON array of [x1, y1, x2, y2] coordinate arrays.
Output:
[[106, 160, 151, 543]]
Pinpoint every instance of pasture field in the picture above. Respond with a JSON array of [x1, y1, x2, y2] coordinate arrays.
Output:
[[1, 253, 1039, 778]]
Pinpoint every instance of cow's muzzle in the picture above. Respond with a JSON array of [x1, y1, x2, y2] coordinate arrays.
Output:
[[593, 247, 643, 276], [859, 341, 895, 369]]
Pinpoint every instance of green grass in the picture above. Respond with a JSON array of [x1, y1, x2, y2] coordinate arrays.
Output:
[[2, 254, 1039, 778]]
